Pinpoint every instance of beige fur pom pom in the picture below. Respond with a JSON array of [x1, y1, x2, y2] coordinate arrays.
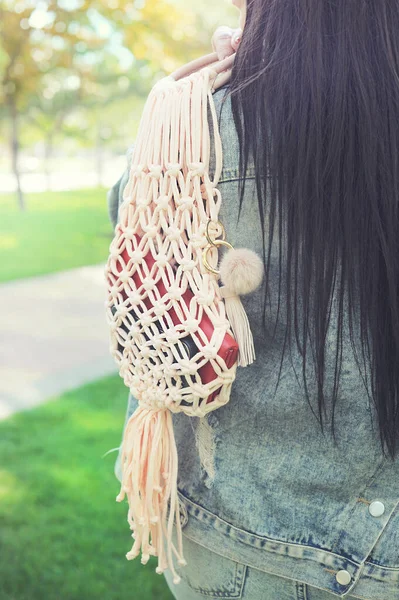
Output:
[[219, 248, 264, 296]]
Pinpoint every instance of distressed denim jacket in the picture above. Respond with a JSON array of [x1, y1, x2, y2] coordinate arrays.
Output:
[[108, 85, 399, 599]]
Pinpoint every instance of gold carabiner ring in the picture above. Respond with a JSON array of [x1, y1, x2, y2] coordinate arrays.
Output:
[[205, 219, 226, 246], [202, 239, 234, 275]]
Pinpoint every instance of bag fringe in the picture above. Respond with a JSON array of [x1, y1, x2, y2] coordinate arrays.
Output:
[[116, 406, 186, 584]]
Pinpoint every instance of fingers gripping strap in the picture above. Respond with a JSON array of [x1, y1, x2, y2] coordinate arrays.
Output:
[[104, 67, 240, 582]]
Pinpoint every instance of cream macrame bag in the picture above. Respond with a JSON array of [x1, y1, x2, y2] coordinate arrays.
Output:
[[104, 51, 263, 584]]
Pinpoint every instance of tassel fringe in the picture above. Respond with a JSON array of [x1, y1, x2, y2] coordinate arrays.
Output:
[[116, 406, 186, 584], [220, 285, 256, 367]]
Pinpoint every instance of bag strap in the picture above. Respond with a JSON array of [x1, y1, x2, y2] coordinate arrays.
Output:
[[170, 51, 235, 91]]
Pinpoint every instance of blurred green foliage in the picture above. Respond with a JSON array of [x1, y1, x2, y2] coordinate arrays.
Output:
[[0, 187, 112, 281], [0, 373, 175, 600]]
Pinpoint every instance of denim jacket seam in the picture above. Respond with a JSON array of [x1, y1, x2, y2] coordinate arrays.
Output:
[[219, 175, 255, 184], [328, 455, 394, 556], [218, 171, 255, 184], [180, 531, 343, 599], [217, 170, 271, 183], [177, 488, 360, 566]]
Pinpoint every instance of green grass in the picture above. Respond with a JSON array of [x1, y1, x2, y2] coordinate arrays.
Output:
[[0, 375, 174, 600], [0, 188, 114, 283]]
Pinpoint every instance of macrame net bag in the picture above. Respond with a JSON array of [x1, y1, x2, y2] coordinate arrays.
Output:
[[104, 52, 263, 583]]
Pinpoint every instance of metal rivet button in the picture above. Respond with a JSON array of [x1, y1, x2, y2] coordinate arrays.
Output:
[[369, 500, 385, 517], [336, 570, 351, 585]]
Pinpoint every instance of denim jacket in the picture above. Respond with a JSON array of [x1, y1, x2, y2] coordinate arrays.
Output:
[[108, 84, 399, 599]]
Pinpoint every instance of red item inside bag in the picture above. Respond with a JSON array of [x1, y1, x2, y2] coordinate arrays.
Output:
[[113, 234, 238, 405]]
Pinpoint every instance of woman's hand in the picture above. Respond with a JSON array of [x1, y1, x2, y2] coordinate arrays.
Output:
[[211, 0, 245, 60], [211, 26, 242, 61], [210, 26, 241, 92]]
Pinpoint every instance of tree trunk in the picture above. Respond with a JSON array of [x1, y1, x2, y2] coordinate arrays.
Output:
[[44, 134, 53, 191], [10, 98, 25, 210], [96, 124, 103, 188]]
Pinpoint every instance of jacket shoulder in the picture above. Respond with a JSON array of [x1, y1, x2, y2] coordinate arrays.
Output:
[[208, 84, 255, 182]]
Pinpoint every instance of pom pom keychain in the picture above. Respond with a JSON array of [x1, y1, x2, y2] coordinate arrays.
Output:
[[202, 220, 264, 366]]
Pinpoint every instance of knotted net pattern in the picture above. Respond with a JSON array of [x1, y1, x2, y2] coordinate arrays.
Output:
[[105, 68, 237, 415]]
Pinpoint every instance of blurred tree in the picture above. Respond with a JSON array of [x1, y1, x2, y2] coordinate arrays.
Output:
[[60, 51, 150, 187], [0, 0, 106, 208], [0, 0, 236, 205], [80, 0, 237, 182], [98, 0, 237, 76]]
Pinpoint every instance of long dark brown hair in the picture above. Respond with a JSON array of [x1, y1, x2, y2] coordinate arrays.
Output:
[[223, 0, 399, 460]]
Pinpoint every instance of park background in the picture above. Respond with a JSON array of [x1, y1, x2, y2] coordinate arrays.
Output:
[[0, 1, 236, 598]]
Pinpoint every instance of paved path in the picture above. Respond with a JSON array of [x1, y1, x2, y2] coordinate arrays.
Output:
[[0, 264, 118, 420]]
